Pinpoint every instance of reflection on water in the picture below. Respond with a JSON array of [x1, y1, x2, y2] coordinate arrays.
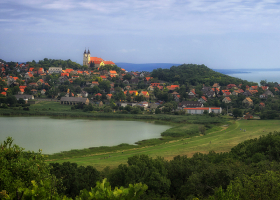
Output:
[[0, 117, 171, 154]]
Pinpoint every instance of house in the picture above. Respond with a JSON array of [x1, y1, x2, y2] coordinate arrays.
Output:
[[31, 89, 37, 94], [167, 85, 180, 91], [222, 97, 231, 103], [151, 83, 161, 87], [205, 90, 215, 98], [261, 86, 269, 90], [60, 97, 89, 105], [41, 89, 46, 95], [243, 90, 252, 96], [212, 83, 220, 89], [243, 97, 253, 106], [250, 86, 258, 90], [188, 90, 196, 98], [147, 86, 154, 91], [184, 107, 222, 114], [198, 96, 207, 103], [91, 81, 99, 87], [264, 90, 274, 97], [103, 61, 115, 66], [18, 89, 25, 95], [125, 85, 131, 90], [48, 67, 62, 74], [37, 79, 44, 85], [259, 102, 265, 109], [14, 94, 34, 101], [81, 91, 88, 97], [178, 101, 203, 109], [144, 77, 153, 82], [61, 73, 69, 77], [109, 70, 118, 76], [106, 94, 113, 99], [232, 89, 244, 96], [140, 91, 149, 99], [227, 84, 237, 89], [174, 95, 180, 102], [125, 90, 138, 96], [201, 86, 212, 94], [1, 92, 6, 96]]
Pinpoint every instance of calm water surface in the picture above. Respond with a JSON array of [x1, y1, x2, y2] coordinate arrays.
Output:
[[227, 70, 280, 84], [0, 117, 171, 154]]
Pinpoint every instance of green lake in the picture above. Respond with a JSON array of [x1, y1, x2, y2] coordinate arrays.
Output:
[[0, 117, 171, 154]]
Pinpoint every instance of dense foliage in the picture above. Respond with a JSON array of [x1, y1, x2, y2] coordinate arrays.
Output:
[[3, 132, 280, 199], [151, 64, 255, 86]]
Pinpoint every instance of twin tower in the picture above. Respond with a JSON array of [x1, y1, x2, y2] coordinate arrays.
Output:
[[83, 49, 91, 66]]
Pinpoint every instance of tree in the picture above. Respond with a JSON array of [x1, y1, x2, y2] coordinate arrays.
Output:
[[209, 171, 280, 200], [108, 155, 170, 196], [0, 137, 59, 199], [77, 178, 148, 200], [232, 108, 242, 118]]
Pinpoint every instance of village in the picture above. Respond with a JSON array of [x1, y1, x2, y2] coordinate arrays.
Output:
[[0, 54, 279, 119]]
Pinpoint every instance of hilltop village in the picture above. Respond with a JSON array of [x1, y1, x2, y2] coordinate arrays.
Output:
[[0, 51, 280, 119]]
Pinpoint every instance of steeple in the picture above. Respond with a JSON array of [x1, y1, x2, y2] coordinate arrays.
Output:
[[84, 48, 86, 54], [87, 48, 90, 54]]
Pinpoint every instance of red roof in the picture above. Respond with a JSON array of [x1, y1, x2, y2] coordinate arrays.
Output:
[[19, 86, 27, 89], [201, 96, 207, 101], [100, 75, 107, 79], [103, 61, 115, 65], [184, 108, 209, 110], [109, 70, 117, 74], [151, 83, 160, 87], [225, 97, 231, 101], [95, 93, 102, 96], [64, 69, 74, 73], [61, 73, 69, 77], [1, 92, 7, 96], [90, 57, 103, 61], [3, 88, 8, 91]]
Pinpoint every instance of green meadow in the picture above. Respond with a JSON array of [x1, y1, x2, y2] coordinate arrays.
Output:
[[46, 119, 280, 170]]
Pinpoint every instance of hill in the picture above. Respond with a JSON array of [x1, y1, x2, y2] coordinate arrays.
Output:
[[150, 63, 256, 86], [115, 62, 181, 72]]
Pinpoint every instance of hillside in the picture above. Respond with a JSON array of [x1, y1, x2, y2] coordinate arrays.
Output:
[[151, 64, 256, 86]]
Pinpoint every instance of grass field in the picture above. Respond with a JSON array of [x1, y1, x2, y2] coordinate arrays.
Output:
[[46, 119, 280, 171]]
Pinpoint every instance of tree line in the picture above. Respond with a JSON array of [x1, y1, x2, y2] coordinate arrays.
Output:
[[2, 132, 280, 199]]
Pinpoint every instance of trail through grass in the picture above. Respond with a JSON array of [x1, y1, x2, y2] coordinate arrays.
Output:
[[46, 119, 280, 170]]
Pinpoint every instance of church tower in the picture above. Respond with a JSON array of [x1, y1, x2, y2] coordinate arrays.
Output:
[[83, 48, 91, 66]]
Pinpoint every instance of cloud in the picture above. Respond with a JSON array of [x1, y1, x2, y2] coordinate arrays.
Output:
[[1, 0, 280, 36]]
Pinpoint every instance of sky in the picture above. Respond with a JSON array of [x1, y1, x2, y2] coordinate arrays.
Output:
[[1, 0, 280, 69]]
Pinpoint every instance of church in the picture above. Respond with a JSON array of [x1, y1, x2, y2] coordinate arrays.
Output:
[[83, 49, 115, 68]]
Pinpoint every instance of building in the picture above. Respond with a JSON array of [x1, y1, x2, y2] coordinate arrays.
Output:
[[83, 49, 115, 68], [184, 107, 222, 114], [48, 67, 62, 74]]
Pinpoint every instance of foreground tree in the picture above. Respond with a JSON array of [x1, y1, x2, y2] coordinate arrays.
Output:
[[0, 137, 60, 199]]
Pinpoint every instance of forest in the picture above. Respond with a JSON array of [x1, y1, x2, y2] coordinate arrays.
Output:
[[151, 64, 256, 86], [2, 132, 280, 199]]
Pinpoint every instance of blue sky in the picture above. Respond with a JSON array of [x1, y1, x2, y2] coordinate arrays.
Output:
[[1, 0, 280, 69]]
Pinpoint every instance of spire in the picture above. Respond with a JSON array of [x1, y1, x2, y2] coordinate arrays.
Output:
[[87, 48, 90, 54], [84, 48, 86, 54]]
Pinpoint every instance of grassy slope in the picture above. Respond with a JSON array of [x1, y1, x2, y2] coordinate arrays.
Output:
[[46, 119, 280, 171]]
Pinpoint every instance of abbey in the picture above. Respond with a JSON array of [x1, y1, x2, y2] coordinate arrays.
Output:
[[83, 49, 115, 68]]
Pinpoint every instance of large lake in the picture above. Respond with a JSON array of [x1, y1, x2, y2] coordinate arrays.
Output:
[[0, 117, 171, 154], [225, 69, 280, 84]]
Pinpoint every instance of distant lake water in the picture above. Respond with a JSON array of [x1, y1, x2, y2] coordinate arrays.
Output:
[[225, 69, 280, 84], [0, 117, 171, 154]]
